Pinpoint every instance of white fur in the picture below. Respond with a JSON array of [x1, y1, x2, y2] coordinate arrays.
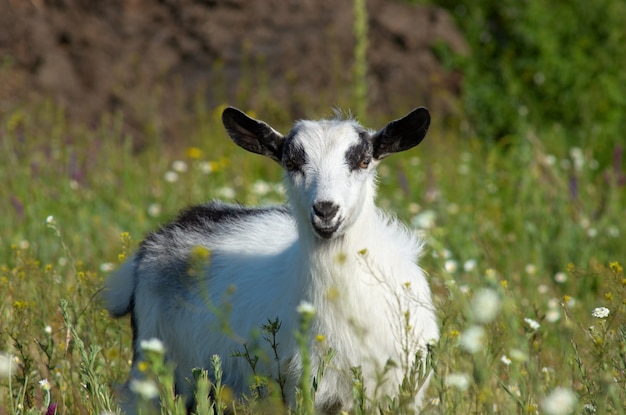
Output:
[[104, 108, 439, 414]]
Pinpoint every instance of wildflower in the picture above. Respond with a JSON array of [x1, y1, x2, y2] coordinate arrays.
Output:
[[39, 378, 51, 391], [444, 260, 457, 273], [525, 264, 537, 275], [164, 171, 179, 183], [147, 203, 161, 218], [100, 262, 116, 273], [46, 215, 56, 225], [171, 160, 188, 173], [445, 372, 470, 391], [198, 161, 215, 174], [545, 308, 561, 323], [45, 403, 57, 415], [500, 355, 512, 366], [217, 186, 236, 199], [411, 210, 436, 229], [591, 307, 610, 319], [460, 326, 485, 354], [541, 387, 577, 415], [463, 259, 477, 272], [296, 301, 315, 316], [471, 288, 501, 324], [45, 325, 53, 335], [609, 261, 623, 274], [187, 146, 203, 160], [130, 379, 160, 400], [554, 272, 568, 283], [140, 338, 165, 355], [0, 353, 17, 378], [524, 317, 541, 331], [252, 180, 272, 197]]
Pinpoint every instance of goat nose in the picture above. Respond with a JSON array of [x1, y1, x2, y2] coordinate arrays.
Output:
[[313, 201, 339, 221]]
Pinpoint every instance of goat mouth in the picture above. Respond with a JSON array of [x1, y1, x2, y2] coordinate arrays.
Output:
[[312, 221, 341, 239]]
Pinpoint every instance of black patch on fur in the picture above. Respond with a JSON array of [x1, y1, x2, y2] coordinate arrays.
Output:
[[282, 129, 307, 172], [137, 201, 290, 260], [345, 129, 373, 171], [130, 297, 140, 363]]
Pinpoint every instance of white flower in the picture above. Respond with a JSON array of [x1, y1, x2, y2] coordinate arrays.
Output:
[[45, 215, 56, 225], [164, 171, 179, 183], [217, 186, 236, 199], [198, 161, 214, 174], [411, 210, 436, 229], [130, 379, 160, 400], [524, 317, 541, 331], [140, 338, 165, 355], [445, 372, 470, 391], [471, 288, 501, 324], [500, 355, 512, 366], [100, 262, 116, 273], [554, 272, 568, 283], [171, 160, 188, 173], [252, 180, 271, 196], [463, 259, 477, 272], [546, 309, 561, 323], [444, 260, 458, 273], [147, 203, 161, 218], [0, 353, 17, 378], [39, 378, 51, 391], [525, 264, 537, 275], [591, 307, 609, 319], [45, 325, 53, 335], [541, 387, 577, 415], [460, 326, 485, 354], [296, 301, 315, 316]]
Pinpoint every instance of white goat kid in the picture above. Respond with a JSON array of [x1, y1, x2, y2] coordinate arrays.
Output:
[[104, 107, 439, 413]]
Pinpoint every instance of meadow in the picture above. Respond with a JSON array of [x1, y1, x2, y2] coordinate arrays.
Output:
[[1, 1, 626, 411], [0, 94, 624, 414]]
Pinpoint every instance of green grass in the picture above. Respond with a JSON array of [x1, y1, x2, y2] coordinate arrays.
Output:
[[0, 96, 625, 414]]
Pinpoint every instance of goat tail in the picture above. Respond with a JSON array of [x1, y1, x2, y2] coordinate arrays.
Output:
[[102, 254, 137, 318]]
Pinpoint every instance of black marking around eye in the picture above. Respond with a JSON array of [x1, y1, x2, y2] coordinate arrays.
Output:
[[345, 130, 373, 171], [282, 132, 307, 172]]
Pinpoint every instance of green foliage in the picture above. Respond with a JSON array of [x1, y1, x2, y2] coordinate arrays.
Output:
[[435, 0, 626, 155]]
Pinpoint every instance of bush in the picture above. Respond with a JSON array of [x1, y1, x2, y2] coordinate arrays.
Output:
[[435, 0, 626, 155]]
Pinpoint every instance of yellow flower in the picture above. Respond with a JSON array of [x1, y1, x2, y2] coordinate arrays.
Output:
[[13, 300, 29, 310], [137, 361, 150, 373], [187, 146, 203, 160], [609, 261, 623, 275], [448, 329, 460, 339]]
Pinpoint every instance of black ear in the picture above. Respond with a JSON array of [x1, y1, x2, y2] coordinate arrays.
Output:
[[222, 107, 285, 163], [372, 107, 430, 160]]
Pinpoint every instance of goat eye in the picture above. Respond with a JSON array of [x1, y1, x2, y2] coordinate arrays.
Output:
[[359, 158, 371, 169], [284, 159, 297, 171]]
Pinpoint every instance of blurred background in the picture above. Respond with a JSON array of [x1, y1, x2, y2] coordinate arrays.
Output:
[[1, 0, 623, 151]]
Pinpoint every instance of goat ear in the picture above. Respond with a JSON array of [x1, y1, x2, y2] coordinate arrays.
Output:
[[222, 107, 285, 163], [372, 107, 430, 160]]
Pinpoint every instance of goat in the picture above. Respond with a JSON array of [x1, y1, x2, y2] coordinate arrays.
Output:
[[103, 107, 439, 413]]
